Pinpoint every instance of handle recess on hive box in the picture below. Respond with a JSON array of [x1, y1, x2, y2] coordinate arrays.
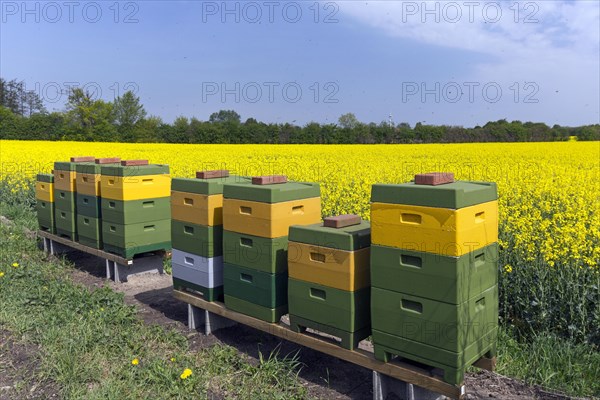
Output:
[[292, 205, 304, 215], [143, 200, 154, 208], [109, 201, 116, 208], [401, 299, 423, 314], [110, 226, 116, 232], [400, 254, 422, 268], [310, 252, 326, 263], [240, 206, 252, 215], [400, 213, 422, 224], [240, 237, 253, 247], [475, 211, 486, 223], [108, 179, 115, 185], [475, 297, 486, 312], [184, 197, 193, 206], [144, 225, 155, 231], [142, 178, 154, 184], [83, 198, 89, 204], [240, 273, 253, 283], [310, 287, 326, 300], [474, 251, 485, 268], [83, 176, 89, 183], [184, 256, 195, 266], [184, 225, 194, 234], [84, 218, 90, 225]]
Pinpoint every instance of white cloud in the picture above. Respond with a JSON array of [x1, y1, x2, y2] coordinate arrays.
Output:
[[338, 1, 600, 125]]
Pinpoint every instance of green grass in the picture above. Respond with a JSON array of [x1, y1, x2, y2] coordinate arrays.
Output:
[[1, 180, 599, 398], [0, 202, 308, 400]]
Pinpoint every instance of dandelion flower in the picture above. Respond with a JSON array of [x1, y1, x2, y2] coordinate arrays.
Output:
[[132, 358, 139, 366], [0, 272, 5, 278], [170, 357, 176, 362], [12, 262, 19, 268], [180, 368, 192, 379], [504, 265, 513, 273]]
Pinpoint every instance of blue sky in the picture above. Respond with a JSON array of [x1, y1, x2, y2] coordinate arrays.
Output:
[[1, 1, 598, 127]]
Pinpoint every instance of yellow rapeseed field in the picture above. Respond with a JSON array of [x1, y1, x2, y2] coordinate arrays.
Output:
[[1, 140, 599, 270]]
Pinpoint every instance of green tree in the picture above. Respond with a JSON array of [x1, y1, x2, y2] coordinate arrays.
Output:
[[64, 88, 115, 140], [209, 109, 241, 124], [114, 91, 147, 136], [338, 112, 359, 129]]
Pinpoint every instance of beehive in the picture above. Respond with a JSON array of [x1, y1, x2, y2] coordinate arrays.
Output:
[[170, 171, 250, 302], [287, 215, 371, 349], [100, 161, 171, 258], [53, 157, 95, 240], [370, 173, 499, 385], [36, 173, 55, 233], [222, 176, 321, 322]]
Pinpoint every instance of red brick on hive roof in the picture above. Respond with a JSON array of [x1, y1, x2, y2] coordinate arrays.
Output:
[[414, 172, 455, 186], [323, 214, 362, 228], [196, 170, 230, 179], [252, 175, 287, 185], [121, 160, 149, 166]]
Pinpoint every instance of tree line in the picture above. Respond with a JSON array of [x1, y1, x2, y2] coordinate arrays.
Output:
[[1, 77, 598, 143]]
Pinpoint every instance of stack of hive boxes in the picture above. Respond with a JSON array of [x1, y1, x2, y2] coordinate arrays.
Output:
[[54, 156, 96, 240], [75, 158, 121, 248], [171, 170, 249, 301], [370, 172, 499, 385], [100, 160, 171, 258], [36, 173, 55, 233], [288, 214, 371, 349], [222, 175, 321, 323]]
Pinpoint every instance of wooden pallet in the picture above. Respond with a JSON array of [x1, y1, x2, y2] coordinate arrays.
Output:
[[173, 289, 496, 400]]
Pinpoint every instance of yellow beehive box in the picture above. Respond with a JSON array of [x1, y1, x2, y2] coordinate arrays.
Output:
[[53, 170, 77, 192], [371, 200, 498, 257], [35, 181, 54, 202], [100, 174, 171, 201], [76, 173, 102, 196], [171, 191, 224, 226], [288, 242, 370, 291], [223, 197, 321, 238]]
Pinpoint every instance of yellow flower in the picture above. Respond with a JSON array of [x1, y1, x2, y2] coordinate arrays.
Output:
[[504, 265, 513, 273], [131, 358, 139, 366], [12, 262, 19, 268], [180, 368, 192, 379], [0, 272, 5, 278], [170, 357, 176, 362]]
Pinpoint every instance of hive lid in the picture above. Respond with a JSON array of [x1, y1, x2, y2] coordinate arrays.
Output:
[[371, 180, 497, 209], [223, 180, 320, 203], [289, 220, 371, 251], [36, 173, 54, 183], [172, 175, 251, 195], [100, 164, 170, 176]]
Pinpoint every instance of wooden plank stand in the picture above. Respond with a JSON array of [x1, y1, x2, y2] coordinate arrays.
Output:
[[174, 290, 495, 400], [39, 230, 166, 283]]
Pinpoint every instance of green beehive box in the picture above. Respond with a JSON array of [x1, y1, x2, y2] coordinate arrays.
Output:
[[223, 231, 288, 274], [102, 197, 171, 224], [224, 294, 288, 323], [75, 162, 103, 174], [76, 194, 102, 218], [102, 219, 171, 258], [288, 279, 370, 349], [37, 173, 54, 183], [172, 278, 224, 302], [100, 164, 169, 177], [371, 181, 497, 209], [223, 263, 287, 309], [37, 200, 55, 233], [54, 161, 94, 172], [223, 181, 320, 203], [171, 220, 222, 258], [77, 215, 102, 248], [288, 221, 371, 251], [372, 328, 497, 385], [371, 285, 498, 353], [54, 189, 76, 212], [55, 209, 77, 240], [172, 176, 250, 195], [371, 243, 498, 304]]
